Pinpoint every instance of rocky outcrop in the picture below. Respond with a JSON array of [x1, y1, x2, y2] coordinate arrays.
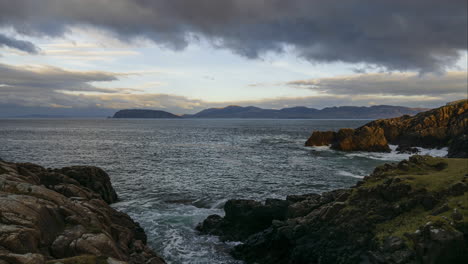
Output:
[[197, 156, 468, 264], [332, 126, 390, 152], [0, 160, 165, 264], [113, 109, 180, 119], [305, 99, 468, 156]]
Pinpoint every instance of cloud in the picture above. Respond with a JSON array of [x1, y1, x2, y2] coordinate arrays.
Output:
[[0, 33, 39, 53], [0, 62, 465, 116], [287, 72, 468, 96], [0, 0, 466, 72], [0, 63, 125, 108]]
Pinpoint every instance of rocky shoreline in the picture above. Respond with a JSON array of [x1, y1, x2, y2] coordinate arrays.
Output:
[[197, 100, 468, 263], [305, 99, 467, 157], [0, 160, 165, 264], [197, 155, 468, 263]]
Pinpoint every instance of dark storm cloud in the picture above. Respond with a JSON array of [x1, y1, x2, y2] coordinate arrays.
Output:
[[0, 0, 466, 71], [0, 33, 38, 53], [0, 63, 118, 92], [287, 72, 468, 96], [0, 63, 123, 107]]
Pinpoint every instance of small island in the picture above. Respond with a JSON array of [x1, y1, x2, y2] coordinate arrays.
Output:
[[113, 109, 181, 119]]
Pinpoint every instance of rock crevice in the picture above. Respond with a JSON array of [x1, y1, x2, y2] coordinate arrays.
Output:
[[0, 160, 165, 264]]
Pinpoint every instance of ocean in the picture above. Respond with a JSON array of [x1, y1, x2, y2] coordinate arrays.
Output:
[[0, 119, 448, 263]]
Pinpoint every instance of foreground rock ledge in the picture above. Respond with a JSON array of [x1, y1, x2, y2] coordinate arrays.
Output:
[[0, 160, 165, 264], [197, 155, 468, 264]]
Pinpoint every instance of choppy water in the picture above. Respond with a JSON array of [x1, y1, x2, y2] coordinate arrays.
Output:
[[0, 119, 448, 263]]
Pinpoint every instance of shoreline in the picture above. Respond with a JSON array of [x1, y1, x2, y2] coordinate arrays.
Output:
[[0, 160, 166, 264]]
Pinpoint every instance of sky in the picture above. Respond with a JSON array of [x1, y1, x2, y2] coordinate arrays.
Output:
[[0, 0, 467, 116]]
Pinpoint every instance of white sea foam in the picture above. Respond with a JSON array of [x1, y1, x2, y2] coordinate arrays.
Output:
[[347, 145, 448, 161], [337, 170, 365, 179], [308, 144, 448, 161]]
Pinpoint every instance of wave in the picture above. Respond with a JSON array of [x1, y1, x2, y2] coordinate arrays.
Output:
[[337, 170, 365, 179], [307, 144, 448, 161]]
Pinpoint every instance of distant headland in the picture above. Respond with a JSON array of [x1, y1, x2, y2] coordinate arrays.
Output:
[[112, 105, 428, 119]]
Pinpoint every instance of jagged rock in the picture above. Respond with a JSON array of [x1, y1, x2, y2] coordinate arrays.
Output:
[[198, 156, 468, 264], [396, 145, 420, 154], [56, 166, 118, 204], [0, 160, 165, 264], [305, 131, 336, 146], [197, 198, 290, 241], [332, 126, 390, 152], [305, 99, 468, 156], [448, 135, 468, 158]]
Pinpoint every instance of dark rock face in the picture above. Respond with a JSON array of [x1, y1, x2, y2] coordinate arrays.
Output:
[[196, 199, 290, 241], [396, 144, 420, 154], [448, 135, 468, 158], [305, 131, 336, 146], [197, 156, 468, 264], [113, 109, 180, 119], [305, 99, 468, 156], [57, 166, 118, 204], [0, 160, 165, 264]]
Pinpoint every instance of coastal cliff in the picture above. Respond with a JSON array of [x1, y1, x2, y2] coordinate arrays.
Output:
[[305, 100, 468, 156], [197, 155, 468, 264], [0, 160, 165, 264]]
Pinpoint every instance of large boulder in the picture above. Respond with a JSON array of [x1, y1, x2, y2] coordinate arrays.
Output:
[[305, 131, 336, 146], [56, 166, 118, 204], [0, 160, 165, 264], [197, 199, 290, 241], [332, 126, 390, 152]]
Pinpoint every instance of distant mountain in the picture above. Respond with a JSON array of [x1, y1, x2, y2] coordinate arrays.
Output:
[[113, 109, 181, 118], [182, 105, 428, 119]]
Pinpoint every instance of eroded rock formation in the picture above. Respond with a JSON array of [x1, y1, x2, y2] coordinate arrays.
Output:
[[305, 99, 468, 156], [0, 160, 165, 264], [198, 156, 468, 264]]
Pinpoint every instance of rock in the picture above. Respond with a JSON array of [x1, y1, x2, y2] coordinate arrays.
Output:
[[331, 126, 391, 152], [396, 145, 420, 154], [448, 135, 468, 158], [452, 208, 463, 221], [0, 160, 165, 264], [407, 222, 467, 264], [56, 166, 118, 204], [198, 156, 468, 264], [305, 131, 336, 146], [304, 99, 468, 156], [197, 199, 290, 241]]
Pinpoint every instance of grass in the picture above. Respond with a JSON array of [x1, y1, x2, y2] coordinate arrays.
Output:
[[370, 156, 468, 246]]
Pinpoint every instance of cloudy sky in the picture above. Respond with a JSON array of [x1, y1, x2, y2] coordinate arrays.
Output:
[[0, 0, 467, 116]]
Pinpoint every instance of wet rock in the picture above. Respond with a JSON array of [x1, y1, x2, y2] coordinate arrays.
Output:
[[396, 145, 420, 154]]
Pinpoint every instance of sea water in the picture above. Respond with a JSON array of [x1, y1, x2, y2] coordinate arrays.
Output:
[[0, 119, 448, 263]]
